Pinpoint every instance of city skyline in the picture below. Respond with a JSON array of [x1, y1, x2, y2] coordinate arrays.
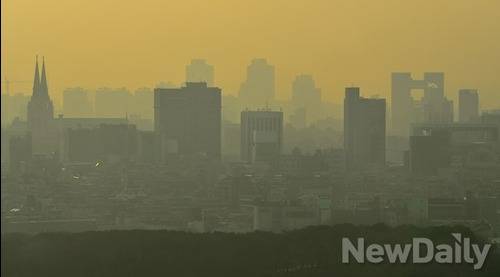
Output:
[[1, 0, 500, 108], [2, 2, 500, 275], [2, 56, 498, 111]]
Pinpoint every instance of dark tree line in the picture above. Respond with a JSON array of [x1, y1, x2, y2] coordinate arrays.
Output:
[[2, 224, 499, 277]]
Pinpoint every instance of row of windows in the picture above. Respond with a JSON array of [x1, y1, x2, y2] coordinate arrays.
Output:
[[244, 117, 282, 132]]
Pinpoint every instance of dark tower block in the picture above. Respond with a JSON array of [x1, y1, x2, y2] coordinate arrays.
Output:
[[154, 82, 222, 162], [391, 72, 452, 137], [458, 89, 479, 123], [344, 87, 386, 171]]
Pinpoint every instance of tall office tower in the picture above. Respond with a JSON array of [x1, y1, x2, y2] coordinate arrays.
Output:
[[27, 57, 55, 155], [7, 133, 32, 173], [239, 59, 275, 107], [458, 89, 479, 123], [344, 87, 386, 170], [63, 87, 93, 117], [62, 124, 137, 163], [409, 123, 499, 175], [132, 87, 154, 119], [391, 72, 452, 136], [94, 87, 131, 117], [240, 109, 283, 163], [154, 82, 221, 161], [222, 121, 241, 157], [481, 110, 500, 148], [185, 59, 214, 86], [291, 75, 321, 124], [2, 93, 30, 123]]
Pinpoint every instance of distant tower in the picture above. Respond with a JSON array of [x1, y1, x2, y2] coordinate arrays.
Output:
[[239, 59, 275, 108], [344, 87, 386, 170], [291, 74, 321, 124], [458, 89, 479, 123], [185, 59, 214, 86], [27, 56, 55, 154], [240, 109, 283, 163], [154, 82, 222, 162], [391, 72, 452, 136]]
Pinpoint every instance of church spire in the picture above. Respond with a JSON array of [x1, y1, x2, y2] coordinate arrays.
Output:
[[32, 55, 40, 97], [40, 56, 49, 97]]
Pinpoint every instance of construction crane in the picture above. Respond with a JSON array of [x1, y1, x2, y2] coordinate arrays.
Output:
[[1, 75, 31, 95]]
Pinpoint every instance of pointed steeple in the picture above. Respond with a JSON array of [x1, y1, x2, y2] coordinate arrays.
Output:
[[40, 56, 49, 97], [27, 55, 54, 134], [32, 55, 40, 97]]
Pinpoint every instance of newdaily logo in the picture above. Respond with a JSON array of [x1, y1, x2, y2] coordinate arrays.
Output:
[[342, 233, 491, 270]]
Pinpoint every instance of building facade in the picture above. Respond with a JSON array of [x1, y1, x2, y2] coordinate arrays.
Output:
[[291, 74, 322, 125], [240, 109, 283, 163], [63, 87, 93, 117], [391, 72, 453, 136], [344, 87, 386, 170], [154, 82, 222, 162], [185, 59, 214, 87], [239, 59, 275, 108], [458, 89, 479, 123]]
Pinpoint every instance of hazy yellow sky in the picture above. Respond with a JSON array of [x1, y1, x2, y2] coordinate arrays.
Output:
[[2, 0, 500, 108]]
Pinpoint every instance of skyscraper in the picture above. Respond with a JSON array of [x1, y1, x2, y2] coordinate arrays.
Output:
[[63, 87, 93, 117], [344, 87, 386, 170], [27, 57, 55, 155], [132, 87, 154, 119], [154, 82, 221, 161], [62, 123, 138, 163], [291, 75, 321, 124], [240, 109, 283, 163], [391, 72, 453, 136], [1, 93, 30, 124], [94, 87, 131, 118], [239, 59, 275, 107], [185, 59, 214, 86], [458, 89, 479, 123], [409, 123, 498, 175]]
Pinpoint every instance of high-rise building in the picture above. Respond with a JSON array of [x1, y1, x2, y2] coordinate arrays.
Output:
[[1, 93, 30, 125], [132, 87, 154, 119], [458, 89, 479, 123], [239, 59, 275, 107], [27, 57, 56, 155], [61, 124, 137, 163], [8, 133, 32, 173], [94, 87, 131, 117], [240, 109, 283, 163], [409, 131, 450, 176], [391, 72, 453, 136], [63, 87, 93, 117], [481, 110, 500, 148], [344, 87, 386, 170], [55, 116, 129, 162], [222, 121, 241, 158], [185, 59, 214, 86], [409, 123, 499, 175], [291, 75, 321, 124], [154, 82, 221, 161]]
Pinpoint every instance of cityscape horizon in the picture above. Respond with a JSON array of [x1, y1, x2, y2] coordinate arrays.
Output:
[[1, 1, 500, 276]]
